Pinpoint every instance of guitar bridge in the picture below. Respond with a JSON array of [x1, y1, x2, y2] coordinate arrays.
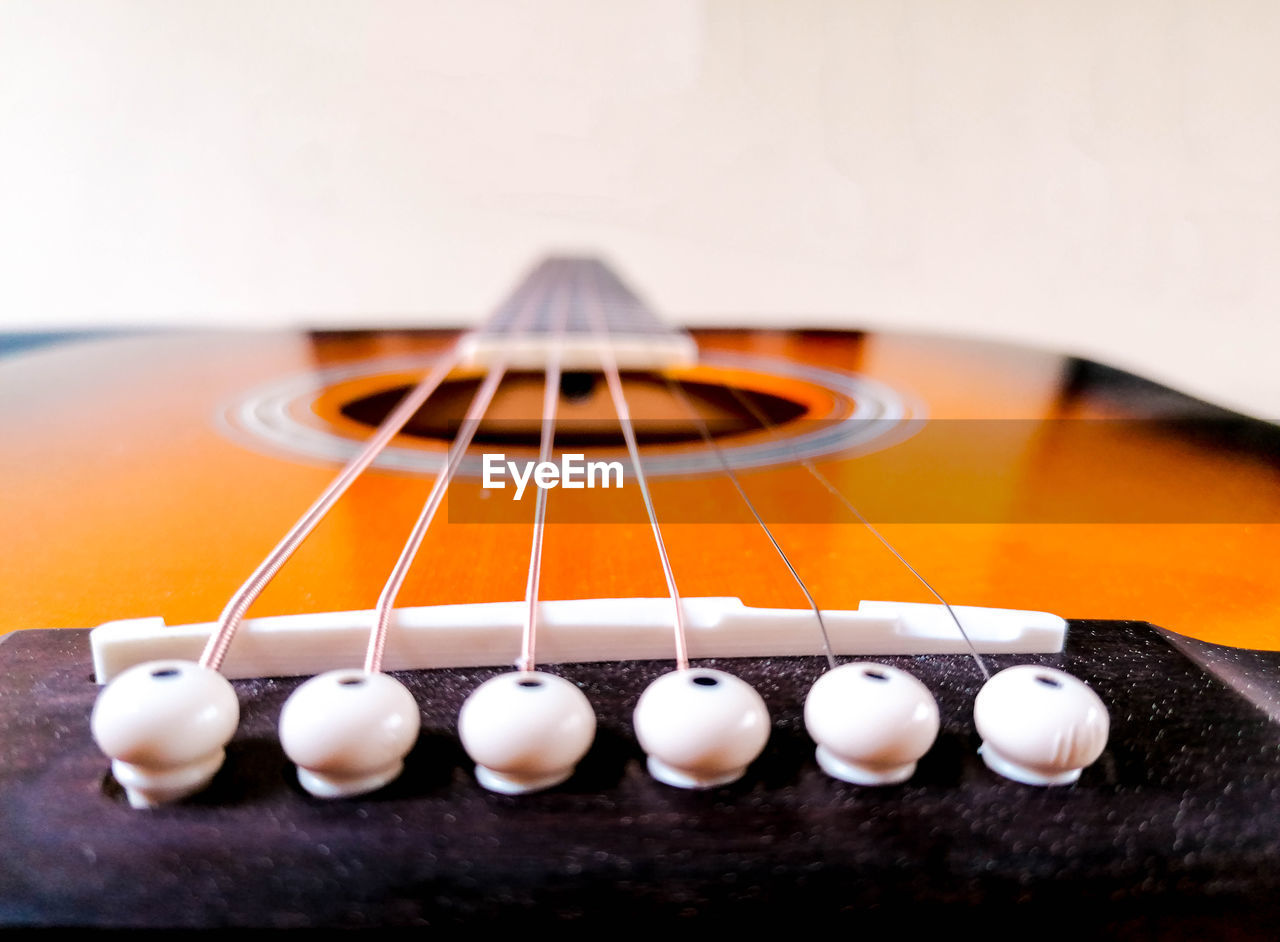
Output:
[[89, 597, 1066, 683]]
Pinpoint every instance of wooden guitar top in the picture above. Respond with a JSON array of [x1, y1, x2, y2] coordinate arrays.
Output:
[[2, 326, 1278, 650]]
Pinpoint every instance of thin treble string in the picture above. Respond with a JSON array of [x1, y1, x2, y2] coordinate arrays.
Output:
[[364, 261, 560, 674], [582, 262, 691, 671], [726, 385, 991, 680], [516, 260, 575, 673], [663, 377, 837, 671]]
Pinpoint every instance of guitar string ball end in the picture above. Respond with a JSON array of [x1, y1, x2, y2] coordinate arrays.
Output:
[[458, 671, 597, 795], [804, 662, 940, 785], [973, 664, 1109, 786], [278, 669, 420, 799], [90, 659, 240, 809], [633, 668, 771, 789]]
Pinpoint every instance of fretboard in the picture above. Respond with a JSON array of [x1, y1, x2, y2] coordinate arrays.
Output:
[[460, 257, 696, 370]]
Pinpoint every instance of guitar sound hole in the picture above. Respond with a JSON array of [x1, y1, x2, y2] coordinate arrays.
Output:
[[517, 679, 543, 689], [862, 669, 890, 682], [1036, 675, 1063, 688], [691, 676, 719, 687], [150, 668, 180, 679], [338, 677, 366, 687], [559, 371, 597, 402], [338, 373, 807, 448]]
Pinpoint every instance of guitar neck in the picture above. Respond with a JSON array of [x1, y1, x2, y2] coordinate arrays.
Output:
[[461, 256, 696, 370]]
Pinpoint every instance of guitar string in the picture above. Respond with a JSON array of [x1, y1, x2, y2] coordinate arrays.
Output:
[[516, 259, 575, 673], [198, 258, 555, 673], [583, 261, 691, 672], [725, 385, 992, 680], [364, 262, 560, 674], [662, 376, 837, 671]]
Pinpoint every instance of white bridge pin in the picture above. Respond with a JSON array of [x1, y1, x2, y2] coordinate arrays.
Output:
[[458, 671, 597, 795], [973, 664, 1110, 786], [278, 669, 420, 799], [633, 668, 770, 789], [804, 662, 940, 785], [90, 659, 240, 809]]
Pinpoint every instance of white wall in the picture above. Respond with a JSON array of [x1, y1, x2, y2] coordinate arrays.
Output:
[[2, 1, 1277, 417]]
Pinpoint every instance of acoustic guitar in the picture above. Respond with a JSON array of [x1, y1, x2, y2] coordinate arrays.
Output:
[[1, 258, 1278, 932]]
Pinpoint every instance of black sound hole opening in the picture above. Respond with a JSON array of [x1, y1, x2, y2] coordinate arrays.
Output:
[[150, 667, 181, 679], [1035, 675, 1063, 689], [692, 676, 719, 688], [517, 679, 544, 689], [559, 371, 597, 402], [338, 372, 807, 448], [862, 669, 890, 682]]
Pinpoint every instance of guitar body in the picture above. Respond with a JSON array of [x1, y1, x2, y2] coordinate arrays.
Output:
[[3, 326, 1278, 648], [2, 308, 1279, 931]]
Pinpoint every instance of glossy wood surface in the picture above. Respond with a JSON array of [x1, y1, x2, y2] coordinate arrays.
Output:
[[1, 327, 1277, 651]]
